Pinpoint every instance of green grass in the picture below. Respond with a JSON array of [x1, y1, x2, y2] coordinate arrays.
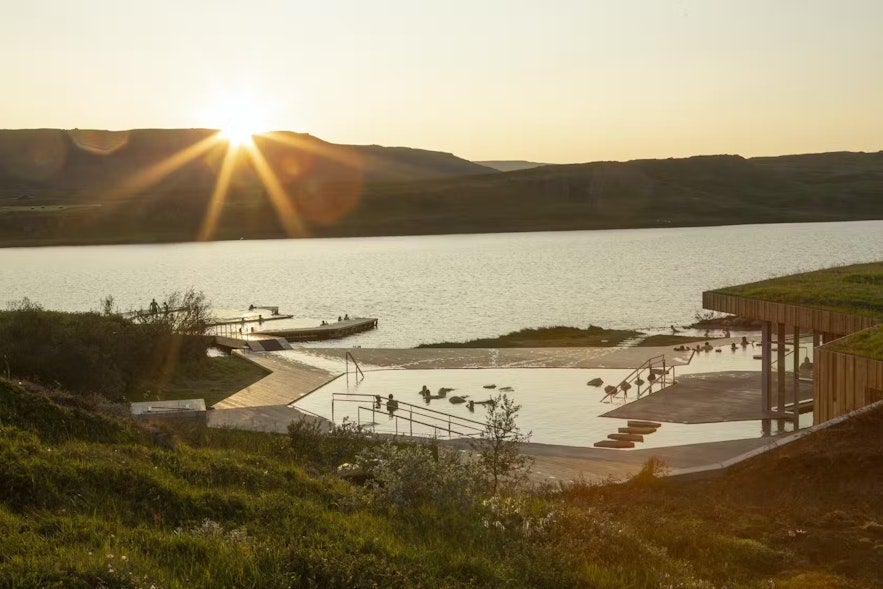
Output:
[[713, 261, 883, 320], [1, 376, 881, 588], [636, 334, 711, 347], [824, 325, 883, 361], [128, 355, 269, 406], [417, 325, 642, 348]]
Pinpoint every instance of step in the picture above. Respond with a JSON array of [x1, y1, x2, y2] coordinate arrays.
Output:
[[608, 433, 644, 442], [594, 439, 634, 449], [618, 426, 657, 435], [627, 420, 662, 428]]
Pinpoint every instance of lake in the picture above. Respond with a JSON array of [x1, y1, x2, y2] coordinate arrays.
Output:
[[1, 220, 880, 347]]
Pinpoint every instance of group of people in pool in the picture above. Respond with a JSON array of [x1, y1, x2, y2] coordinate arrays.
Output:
[[372, 385, 498, 415]]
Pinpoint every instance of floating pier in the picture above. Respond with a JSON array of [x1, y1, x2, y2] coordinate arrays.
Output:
[[258, 317, 379, 342]]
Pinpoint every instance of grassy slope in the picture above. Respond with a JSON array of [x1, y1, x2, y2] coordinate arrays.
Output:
[[712, 261, 883, 320], [825, 325, 883, 361], [416, 326, 642, 348], [1, 377, 881, 588], [569, 404, 883, 589], [128, 355, 269, 407]]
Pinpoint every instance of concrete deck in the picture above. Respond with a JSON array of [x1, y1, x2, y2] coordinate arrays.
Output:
[[208, 405, 329, 434], [211, 351, 339, 409], [305, 344, 696, 370], [524, 436, 777, 484], [601, 370, 813, 423]]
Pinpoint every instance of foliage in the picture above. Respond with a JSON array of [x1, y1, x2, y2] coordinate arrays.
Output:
[[356, 442, 480, 511], [0, 293, 210, 398], [471, 393, 532, 494], [1, 377, 881, 588], [288, 418, 378, 468]]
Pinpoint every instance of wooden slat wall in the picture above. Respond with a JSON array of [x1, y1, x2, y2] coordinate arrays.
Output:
[[702, 292, 880, 334], [703, 291, 883, 425], [813, 347, 883, 424]]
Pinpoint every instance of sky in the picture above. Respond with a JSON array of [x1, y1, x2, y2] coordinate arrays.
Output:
[[2, 0, 882, 163]]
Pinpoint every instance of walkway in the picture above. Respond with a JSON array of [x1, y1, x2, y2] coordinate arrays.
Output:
[[211, 351, 339, 409], [302, 344, 696, 370]]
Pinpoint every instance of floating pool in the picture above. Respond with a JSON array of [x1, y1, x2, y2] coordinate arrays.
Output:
[[288, 343, 806, 449]]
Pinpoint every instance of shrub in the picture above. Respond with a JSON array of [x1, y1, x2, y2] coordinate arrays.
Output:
[[288, 418, 375, 468], [471, 394, 532, 494], [355, 442, 480, 510]]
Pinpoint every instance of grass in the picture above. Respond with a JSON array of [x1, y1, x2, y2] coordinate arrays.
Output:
[[417, 325, 642, 348], [1, 376, 881, 588], [712, 261, 883, 320], [128, 355, 269, 406], [824, 325, 883, 361], [636, 334, 711, 347]]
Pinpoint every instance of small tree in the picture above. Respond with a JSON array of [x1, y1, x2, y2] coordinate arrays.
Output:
[[472, 393, 532, 494]]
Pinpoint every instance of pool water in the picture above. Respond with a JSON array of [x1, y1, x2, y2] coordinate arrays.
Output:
[[288, 343, 807, 448]]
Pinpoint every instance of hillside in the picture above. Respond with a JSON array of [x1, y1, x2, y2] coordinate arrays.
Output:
[[475, 160, 550, 172], [1, 376, 880, 587], [0, 132, 881, 246]]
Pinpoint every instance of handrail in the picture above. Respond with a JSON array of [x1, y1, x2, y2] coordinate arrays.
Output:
[[600, 354, 674, 403], [356, 406, 482, 439], [333, 392, 486, 428], [345, 352, 365, 380]]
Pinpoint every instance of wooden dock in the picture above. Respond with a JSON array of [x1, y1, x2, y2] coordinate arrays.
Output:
[[258, 317, 378, 342]]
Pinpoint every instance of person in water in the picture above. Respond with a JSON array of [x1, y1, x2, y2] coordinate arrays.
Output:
[[386, 394, 398, 413]]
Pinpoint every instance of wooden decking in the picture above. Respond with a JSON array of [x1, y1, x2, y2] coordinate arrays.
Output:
[[211, 351, 339, 409], [258, 317, 379, 342]]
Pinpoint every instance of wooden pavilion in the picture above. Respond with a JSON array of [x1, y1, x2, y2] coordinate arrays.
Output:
[[702, 262, 883, 425]]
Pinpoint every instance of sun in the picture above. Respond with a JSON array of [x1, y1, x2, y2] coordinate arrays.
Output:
[[219, 122, 256, 147], [203, 94, 268, 147]]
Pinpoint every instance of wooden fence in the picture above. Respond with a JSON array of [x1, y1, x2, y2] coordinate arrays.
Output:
[[702, 291, 879, 334], [814, 346, 883, 424]]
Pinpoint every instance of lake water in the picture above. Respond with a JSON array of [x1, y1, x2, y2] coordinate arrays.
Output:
[[1, 220, 880, 347]]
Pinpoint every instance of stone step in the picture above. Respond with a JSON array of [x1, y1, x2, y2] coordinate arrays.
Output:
[[618, 426, 657, 435], [608, 433, 644, 442], [627, 420, 662, 428], [594, 439, 634, 449]]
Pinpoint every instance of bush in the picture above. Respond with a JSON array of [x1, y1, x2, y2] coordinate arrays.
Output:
[[355, 442, 480, 510], [0, 297, 210, 398], [288, 418, 376, 468]]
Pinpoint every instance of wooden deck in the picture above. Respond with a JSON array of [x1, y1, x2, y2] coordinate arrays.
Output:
[[602, 371, 813, 423], [258, 317, 378, 342], [211, 351, 339, 409]]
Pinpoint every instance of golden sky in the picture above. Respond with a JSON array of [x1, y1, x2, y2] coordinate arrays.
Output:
[[2, 0, 881, 163]]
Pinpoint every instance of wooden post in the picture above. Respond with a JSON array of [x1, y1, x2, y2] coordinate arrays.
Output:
[[793, 326, 800, 426], [761, 321, 771, 413], [777, 323, 786, 413]]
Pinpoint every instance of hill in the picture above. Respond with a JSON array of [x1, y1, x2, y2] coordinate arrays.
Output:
[[475, 160, 550, 172], [0, 131, 881, 246]]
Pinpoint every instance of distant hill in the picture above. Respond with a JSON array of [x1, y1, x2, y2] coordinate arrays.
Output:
[[0, 131, 881, 247], [475, 160, 550, 172], [0, 128, 496, 192]]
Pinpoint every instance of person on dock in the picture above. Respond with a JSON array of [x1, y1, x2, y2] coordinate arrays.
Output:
[[149, 298, 159, 315]]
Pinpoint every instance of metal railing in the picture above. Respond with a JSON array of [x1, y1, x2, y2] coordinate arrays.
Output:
[[345, 352, 365, 380], [600, 354, 676, 403], [332, 392, 485, 439]]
